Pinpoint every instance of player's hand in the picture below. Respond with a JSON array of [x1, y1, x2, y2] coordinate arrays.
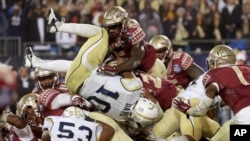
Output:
[[71, 95, 92, 110], [172, 97, 191, 113], [97, 65, 118, 76]]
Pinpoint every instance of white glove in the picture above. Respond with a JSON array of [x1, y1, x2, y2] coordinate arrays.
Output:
[[47, 8, 63, 33]]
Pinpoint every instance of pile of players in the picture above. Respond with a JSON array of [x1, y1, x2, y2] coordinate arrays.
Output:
[[1, 5, 250, 141]]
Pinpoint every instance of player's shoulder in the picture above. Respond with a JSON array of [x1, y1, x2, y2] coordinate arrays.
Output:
[[172, 52, 193, 62], [171, 52, 193, 70]]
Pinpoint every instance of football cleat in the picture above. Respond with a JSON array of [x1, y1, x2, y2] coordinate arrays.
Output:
[[23, 47, 39, 68], [47, 8, 62, 33]]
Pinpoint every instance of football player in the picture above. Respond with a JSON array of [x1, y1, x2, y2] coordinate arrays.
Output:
[[149, 35, 204, 91], [153, 73, 221, 141], [32, 69, 134, 141], [31, 68, 91, 117], [174, 45, 250, 141], [0, 93, 42, 141], [41, 106, 114, 141], [24, 6, 167, 96]]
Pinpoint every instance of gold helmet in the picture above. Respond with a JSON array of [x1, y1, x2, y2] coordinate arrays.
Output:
[[149, 35, 173, 61], [103, 6, 128, 30], [62, 106, 86, 120], [16, 93, 40, 118], [207, 45, 236, 70], [126, 19, 145, 45], [34, 68, 59, 90]]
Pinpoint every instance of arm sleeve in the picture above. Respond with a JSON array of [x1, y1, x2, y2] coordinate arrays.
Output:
[[50, 93, 72, 109], [187, 95, 214, 116], [14, 125, 35, 140], [59, 23, 102, 38]]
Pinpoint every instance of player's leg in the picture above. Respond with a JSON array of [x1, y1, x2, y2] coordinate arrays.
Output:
[[65, 28, 109, 93], [179, 114, 201, 141], [211, 120, 232, 141], [153, 107, 180, 139], [201, 115, 220, 138], [88, 111, 133, 141]]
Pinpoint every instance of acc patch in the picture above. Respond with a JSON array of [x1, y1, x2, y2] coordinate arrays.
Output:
[[173, 64, 181, 73]]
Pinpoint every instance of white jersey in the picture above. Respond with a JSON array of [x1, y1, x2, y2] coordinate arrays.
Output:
[[43, 116, 102, 141], [80, 69, 143, 121], [177, 74, 206, 100], [13, 124, 36, 141], [177, 73, 221, 105]]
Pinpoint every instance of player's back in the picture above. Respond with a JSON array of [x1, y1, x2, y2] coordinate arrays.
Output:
[[43, 116, 101, 141], [80, 70, 143, 121], [204, 65, 250, 114]]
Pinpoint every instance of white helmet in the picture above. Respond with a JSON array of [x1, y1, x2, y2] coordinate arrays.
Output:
[[129, 97, 161, 128], [62, 106, 86, 120]]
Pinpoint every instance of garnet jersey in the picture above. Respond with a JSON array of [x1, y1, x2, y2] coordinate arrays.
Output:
[[137, 72, 177, 111], [12, 125, 38, 141], [34, 82, 69, 117], [165, 52, 193, 89], [39, 88, 65, 117], [203, 65, 250, 114], [79, 69, 143, 121], [43, 116, 102, 141]]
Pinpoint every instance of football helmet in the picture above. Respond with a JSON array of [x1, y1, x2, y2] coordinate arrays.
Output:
[[16, 93, 42, 126], [103, 6, 128, 30], [149, 35, 172, 61], [62, 106, 86, 120], [126, 19, 145, 45], [129, 97, 161, 129], [207, 45, 236, 70], [34, 68, 59, 90]]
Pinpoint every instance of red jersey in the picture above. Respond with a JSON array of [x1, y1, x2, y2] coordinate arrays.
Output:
[[138, 72, 177, 111], [203, 65, 250, 114], [165, 52, 193, 89], [33, 82, 68, 117], [111, 41, 157, 73]]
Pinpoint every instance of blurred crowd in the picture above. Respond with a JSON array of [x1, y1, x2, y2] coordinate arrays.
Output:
[[1, 0, 250, 53]]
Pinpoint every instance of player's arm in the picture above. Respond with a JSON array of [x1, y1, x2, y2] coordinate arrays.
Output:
[[40, 89, 92, 110], [1, 113, 26, 129], [187, 84, 217, 116], [185, 62, 204, 80], [41, 130, 50, 141], [85, 116, 114, 141], [116, 41, 145, 73], [96, 120, 115, 141], [1, 113, 39, 140]]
